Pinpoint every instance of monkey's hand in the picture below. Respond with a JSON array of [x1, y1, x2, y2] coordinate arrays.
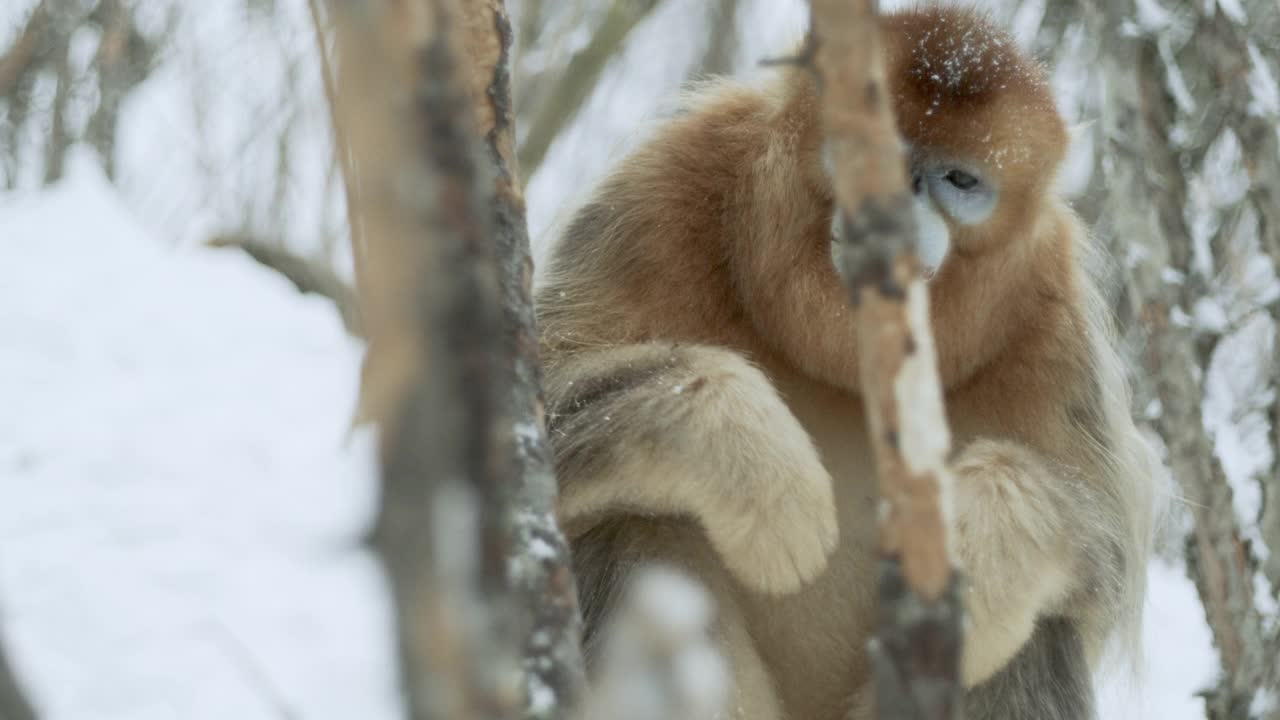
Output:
[[949, 439, 1083, 687], [547, 343, 838, 596]]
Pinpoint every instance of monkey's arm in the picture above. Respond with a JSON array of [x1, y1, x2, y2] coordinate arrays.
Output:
[[545, 342, 838, 595], [950, 438, 1123, 687]]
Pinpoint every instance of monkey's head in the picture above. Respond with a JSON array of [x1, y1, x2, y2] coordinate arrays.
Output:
[[744, 7, 1075, 392], [878, 7, 1069, 274]]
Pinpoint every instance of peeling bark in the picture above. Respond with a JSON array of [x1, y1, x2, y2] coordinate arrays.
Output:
[[452, 3, 587, 719]]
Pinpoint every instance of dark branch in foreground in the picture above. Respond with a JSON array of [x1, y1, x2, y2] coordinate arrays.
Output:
[[451, 2, 588, 718], [325, 0, 519, 718]]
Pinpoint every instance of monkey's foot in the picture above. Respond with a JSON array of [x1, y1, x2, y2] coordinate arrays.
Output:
[[950, 439, 1073, 685], [710, 466, 839, 596]]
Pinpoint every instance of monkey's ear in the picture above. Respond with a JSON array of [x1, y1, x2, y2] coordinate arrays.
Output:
[[1053, 120, 1097, 200]]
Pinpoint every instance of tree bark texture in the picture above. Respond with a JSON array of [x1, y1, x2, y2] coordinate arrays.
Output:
[[806, 2, 963, 719], [1087, 1, 1280, 716], [326, 1, 520, 719], [451, 3, 588, 719]]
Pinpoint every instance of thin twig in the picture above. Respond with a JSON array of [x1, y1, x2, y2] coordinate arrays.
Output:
[[206, 234, 362, 336], [305, 0, 369, 304], [0, 0, 50, 98], [516, 0, 661, 178], [213, 621, 300, 720]]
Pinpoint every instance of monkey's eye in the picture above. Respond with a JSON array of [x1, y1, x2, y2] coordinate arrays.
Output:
[[945, 169, 980, 191]]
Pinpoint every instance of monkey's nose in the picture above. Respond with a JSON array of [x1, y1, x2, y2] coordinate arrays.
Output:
[[911, 173, 924, 196]]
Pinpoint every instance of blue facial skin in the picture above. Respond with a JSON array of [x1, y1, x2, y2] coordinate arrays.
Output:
[[824, 141, 998, 279]]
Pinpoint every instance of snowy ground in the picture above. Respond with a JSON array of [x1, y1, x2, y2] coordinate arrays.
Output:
[[0, 154, 397, 720], [0, 156, 1218, 718]]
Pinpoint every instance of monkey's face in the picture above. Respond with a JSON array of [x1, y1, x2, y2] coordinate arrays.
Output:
[[789, 8, 1072, 392], [827, 145, 1000, 279], [882, 7, 1068, 273], [904, 149, 997, 276]]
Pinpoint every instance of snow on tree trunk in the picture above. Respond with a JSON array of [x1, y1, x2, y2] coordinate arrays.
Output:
[[1086, 1, 1280, 715], [450, 3, 588, 719]]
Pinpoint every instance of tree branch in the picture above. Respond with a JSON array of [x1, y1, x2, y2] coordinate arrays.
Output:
[[0, 0, 49, 98], [206, 234, 362, 337], [0, 629, 36, 720], [806, 2, 962, 718], [452, 3, 588, 718], [516, 0, 660, 179], [305, 0, 369, 302]]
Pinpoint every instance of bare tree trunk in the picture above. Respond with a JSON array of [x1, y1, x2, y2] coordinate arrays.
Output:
[[0, 1, 50, 99], [450, 3, 587, 718], [697, 0, 739, 78], [806, 3, 962, 718], [83, 0, 142, 182], [0, 633, 36, 720], [0, 0, 158, 186], [1087, 1, 1280, 716], [326, 0, 520, 718], [42, 48, 71, 185]]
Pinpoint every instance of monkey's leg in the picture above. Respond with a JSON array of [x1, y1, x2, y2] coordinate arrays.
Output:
[[963, 618, 1095, 720], [949, 439, 1123, 693], [546, 342, 838, 596], [842, 623, 1094, 720], [574, 517, 786, 720]]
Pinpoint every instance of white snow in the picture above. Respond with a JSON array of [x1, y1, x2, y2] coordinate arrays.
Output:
[[1215, 0, 1248, 26], [1247, 42, 1280, 118], [1201, 129, 1250, 210], [1204, 313, 1276, 532], [1098, 561, 1219, 720], [0, 152, 399, 720], [1134, 0, 1174, 33]]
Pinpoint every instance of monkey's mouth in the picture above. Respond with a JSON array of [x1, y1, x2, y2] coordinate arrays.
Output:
[[829, 234, 941, 284]]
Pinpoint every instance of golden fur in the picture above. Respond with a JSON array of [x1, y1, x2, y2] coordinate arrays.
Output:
[[537, 7, 1158, 719]]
